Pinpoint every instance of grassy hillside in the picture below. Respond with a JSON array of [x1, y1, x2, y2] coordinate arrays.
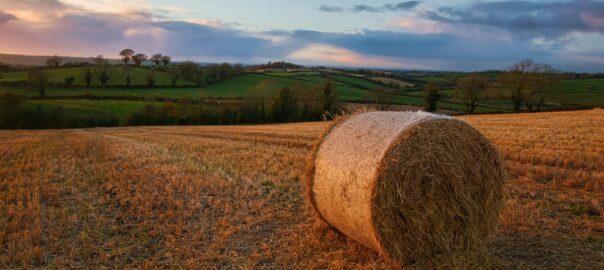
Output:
[[0, 66, 193, 86]]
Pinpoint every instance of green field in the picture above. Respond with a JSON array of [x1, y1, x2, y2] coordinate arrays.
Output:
[[0, 66, 194, 86], [3, 67, 604, 128], [23, 99, 162, 123]]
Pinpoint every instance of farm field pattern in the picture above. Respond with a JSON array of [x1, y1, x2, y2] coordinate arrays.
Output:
[[1, 109, 603, 269]]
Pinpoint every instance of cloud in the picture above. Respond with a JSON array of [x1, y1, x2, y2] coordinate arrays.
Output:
[[320, 2, 422, 13], [384, 1, 422, 11], [0, 11, 17, 24], [426, 0, 604, 39], [288, 43, 409, 68], [353, 5, 381, 13], [0, 0, 603, 71], [318, 5, 344, 13]]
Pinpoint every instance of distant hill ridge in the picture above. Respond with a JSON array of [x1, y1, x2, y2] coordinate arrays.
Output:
[[0, 53, 121, 66]]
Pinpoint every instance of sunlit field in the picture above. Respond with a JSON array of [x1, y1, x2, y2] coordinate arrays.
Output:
[[1, 109, 603, 269]]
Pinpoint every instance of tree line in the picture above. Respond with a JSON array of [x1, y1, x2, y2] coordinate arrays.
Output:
[[423, 59, 561, 114], [0, 78, 339, 129], [128, 78, 339, 125]]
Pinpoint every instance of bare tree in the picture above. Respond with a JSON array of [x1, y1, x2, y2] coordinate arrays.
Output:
[[151, 53, 163, 67], [455, 74, 487, 114], [132, 53, 147, 66], [161, 55, 171, 66], [46, 55, 62, 67], [28, 69, 49, 97]]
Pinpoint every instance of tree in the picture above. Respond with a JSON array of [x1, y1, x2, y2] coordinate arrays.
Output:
[[132, 53, 147, 66], [499, 59, 557, 112], [423, 82, 440, 112], [119, 49, 134, 65], [124, 66, 132, 88], [93, 55, 107, 65], [151, 53, 163, 67], [169, 68, 179, 87], [272, 87, 298, 122], [319, 78, 338, 116], [146, 72, 156, 87], [95, 65, 111, 87], [28, 69, 49, 97], [46, 55, 62, 67], [455, 74, 487, 114], [0, 93, 24, 129], [178, 61, 199, 82], [162, 55, 171, 66], [249, 79, 276, 122], [83, 68, 94, 87]]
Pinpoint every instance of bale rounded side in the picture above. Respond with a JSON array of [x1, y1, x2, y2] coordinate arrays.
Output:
[[306, 111, 505, 265]]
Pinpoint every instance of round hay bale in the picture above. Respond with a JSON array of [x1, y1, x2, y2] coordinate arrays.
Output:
[[306, 111, 505, 265]]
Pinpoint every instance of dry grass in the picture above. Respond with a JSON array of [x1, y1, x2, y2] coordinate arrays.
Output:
[[0, 109, 603, 269]]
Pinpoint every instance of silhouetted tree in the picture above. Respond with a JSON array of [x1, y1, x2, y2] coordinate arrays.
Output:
[[151, 53, 163, 66], [132, 53, 147, 66], [162, 55, 171, 66], [119, 49, 134, 65]]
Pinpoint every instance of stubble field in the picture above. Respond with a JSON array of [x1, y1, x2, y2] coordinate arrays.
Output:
[[1, 109, 603, 269]]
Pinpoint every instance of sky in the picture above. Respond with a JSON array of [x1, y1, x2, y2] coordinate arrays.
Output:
[[0, 0, 603, 72]]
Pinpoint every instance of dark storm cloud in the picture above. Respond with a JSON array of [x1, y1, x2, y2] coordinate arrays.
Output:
[[318, 5, 344, 12], [319, 1, 422, 13], [0, 11, 17, 24], [426, 0, 604, 38]]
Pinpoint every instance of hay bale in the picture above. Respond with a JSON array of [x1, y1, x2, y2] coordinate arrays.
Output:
[[306, 111, 505, 265]]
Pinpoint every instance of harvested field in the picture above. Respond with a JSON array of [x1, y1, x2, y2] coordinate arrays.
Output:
[[1, 109, 603, 269]]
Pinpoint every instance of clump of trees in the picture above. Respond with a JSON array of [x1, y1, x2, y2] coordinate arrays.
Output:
[[175, 61, 244, 86], [127, 78, 340, 126], [0, 93, 118, 129], [428, 59, 558, 114], [498, 59, 557, 112], [119, 49, 171, 67]]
